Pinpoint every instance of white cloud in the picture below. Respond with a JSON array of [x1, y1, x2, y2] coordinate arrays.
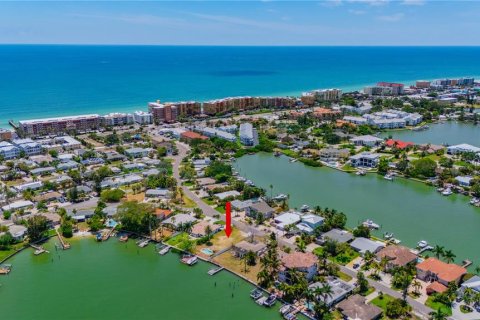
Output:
[[377, 12, 405, 22], [320, 0, 343, 8], [347, 0, 389, 6], [348, 9, 367, 15], [401, 0, 425, 5]]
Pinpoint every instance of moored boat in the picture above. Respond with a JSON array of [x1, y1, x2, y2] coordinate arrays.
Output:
[[356, 169, 366, 176], [417, 240, 428, 248], [442, 188, 453, 196], [119, 235, 128, 242], [263, 294, 277, 307], [250, 288, 263, 300], [362, 219, 380, 229], [181, 254, 198, 266], [137, 239, 149, 248]]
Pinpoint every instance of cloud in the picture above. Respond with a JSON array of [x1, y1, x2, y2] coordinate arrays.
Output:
[[70, 13, 186, 27], [348, 9, 367, 15], [320, 0, 343, 8], [377, 12, 405, 22], [401, 0, 425, 5], [347, 0, 389, 6]]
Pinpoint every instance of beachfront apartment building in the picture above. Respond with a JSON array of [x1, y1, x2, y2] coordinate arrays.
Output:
[[133, 111, 153, 125], [364, 82, 404, 96], [149, 102, 178, 124], [101, 113, 134, 127], [431, 77, 475, 88], [19, 114, 101, 137], [239, 123, 259, 146], [202, 96, 296, 115], [349, 152, 380, 168], [416, 80, 431, 89], [301, 89, 342, 106]]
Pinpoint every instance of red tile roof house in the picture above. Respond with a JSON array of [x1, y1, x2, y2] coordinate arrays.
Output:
[[416, 258, 467, 287], [385, 139, 415, 150], [375, 245, 417, 271], [279, 252, 318, 283]]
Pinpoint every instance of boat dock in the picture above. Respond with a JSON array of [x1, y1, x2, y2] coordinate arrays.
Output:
[[207, 266, 224, 276], [462, 259, 473, 268], [30, 244, 50, 255], [417, 245, 433, 254], [55, 228, 71, 250], [102, 227, 116, 242]]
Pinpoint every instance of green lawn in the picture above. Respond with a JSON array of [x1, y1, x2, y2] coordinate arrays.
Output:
[[203, 198, 216, 206], [426, 296, 452, 316], [337, 271, 353, 282], [215, 206, 226, 214], [313, 246, 359, 265], [166, 232, 190, 247], [371, 293, 396, 312], [360, 286, 376, 297]]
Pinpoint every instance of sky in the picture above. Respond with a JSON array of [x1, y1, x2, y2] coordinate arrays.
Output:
[[1, 1, 480, 46]]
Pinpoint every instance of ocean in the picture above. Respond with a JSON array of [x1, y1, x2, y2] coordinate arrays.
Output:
[[1, 45, 480, 127]]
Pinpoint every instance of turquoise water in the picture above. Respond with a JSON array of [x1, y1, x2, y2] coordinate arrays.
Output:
[[1, 45, 480, 127], [379, 122, 480, 146]]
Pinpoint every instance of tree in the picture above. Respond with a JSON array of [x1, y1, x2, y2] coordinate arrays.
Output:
[[432, 245, 445, 259], [115, 201, 157, 235], [386, 298, 410, 319], [356, 271, 369, 294], [245, 250, 257, 266], [410, 158, 437, 178], [60, 217, 74, 238], [429, 309, 447, 320], [378, 157, 389, 174], [443, 249, 456, 263], [100, 188, 125, 202], [353, 225, 370, 238], [0, 232, 14, 250], [26, 215, 49, 242], [157, 146, 167, 158]]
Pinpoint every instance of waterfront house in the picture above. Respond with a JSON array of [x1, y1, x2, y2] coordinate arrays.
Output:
[[447, 143, 480, 155], [162, 214, 197, 230], [296, 214, 324, 234], [416, 258, 466, 286], [375, 245, 417, 271], [232, 240, 267, 258], [273, 211, 302, 230], [230, 199, 256, 211], [349, 152, 380, 168], [459, 275, 480, 295], [245, 200, 275, 220], [455, 176, 473, 187], [319, 148, 350, 162], [350, 135, 383, 147], [309, 277, 354, 307], [350, 237, 385, 255], [343, 116, 368, 126], [337, 294, 382, 320], [190, 220, 222, 238], [318, 228, 354, 245], [279, 251, 318, 283], [385, 139, 414, 150], [7, 224, 28, 241], [239, 123, 259, 146]]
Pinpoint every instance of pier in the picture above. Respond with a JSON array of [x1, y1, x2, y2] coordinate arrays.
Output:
[[30, 244, 50, 255], [55, 228, 71, 250], [102, 226, 116, 242], [207, 266, 224, 276], [462, 259, 473, 268]]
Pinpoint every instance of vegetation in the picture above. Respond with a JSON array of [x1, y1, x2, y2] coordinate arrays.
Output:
[[100, 188, 125, 202], [115, 201, 158, 235]]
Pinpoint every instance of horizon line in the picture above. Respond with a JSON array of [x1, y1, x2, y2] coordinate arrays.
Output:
[[1, 43, 480, 47]]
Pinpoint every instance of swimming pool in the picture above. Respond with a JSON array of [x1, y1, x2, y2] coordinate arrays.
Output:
[[201, 248, 214, 256]]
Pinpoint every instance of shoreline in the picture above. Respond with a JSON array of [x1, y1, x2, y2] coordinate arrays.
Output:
[[2, 73, 479, 129]]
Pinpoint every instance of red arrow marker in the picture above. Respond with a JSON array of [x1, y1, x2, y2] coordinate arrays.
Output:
[[225, 201, 232, 238]]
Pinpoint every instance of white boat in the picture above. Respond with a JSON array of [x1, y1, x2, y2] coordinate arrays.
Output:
[[437, 187, 444, 192], [362, 219, 380, 229], [158, 246, 170, 255], [417, 240, 428, 248], [181, 255, 198, 266], [273, 194, 288, 201], [289, 158, 298, 163], [356, 170, 366, 176], [300, 204, 310, 212], [470, 198, 479, 205], [263, 294, 277, 307], [384, 174, 394, 181], [442, 188, 453, 196], [245, 180, 254, 186], [137, 239, 149, 248], [384, 232, 393, 240]]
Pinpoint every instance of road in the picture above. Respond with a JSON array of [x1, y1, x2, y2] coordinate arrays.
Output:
[[169, 141, 436, 320]]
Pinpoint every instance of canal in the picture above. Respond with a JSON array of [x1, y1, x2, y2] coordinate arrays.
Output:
[[379, 121, 480, 146], [234, 153, 480, 266], [0, 238, 285, 320]]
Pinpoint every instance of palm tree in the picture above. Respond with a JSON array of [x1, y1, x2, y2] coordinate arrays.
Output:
[[463, 287, 474, 306], [475, 265, 480, 275], [313, 283, 333, 306], [432, 245, 445, 259], [412, 279, 422, 296], [269, 184, 273, 199], [429, 309, 447, 320], [204, 225, 213, 241], [443, 250, 456, 263]]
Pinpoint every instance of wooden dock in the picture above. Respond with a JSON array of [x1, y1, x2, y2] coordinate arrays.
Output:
[[207, 267, 224, 276], [102, 227, 116, 242], [462, 260, 473, 268], [55, 228, 71, 250], [30, 244, 50, 255]]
